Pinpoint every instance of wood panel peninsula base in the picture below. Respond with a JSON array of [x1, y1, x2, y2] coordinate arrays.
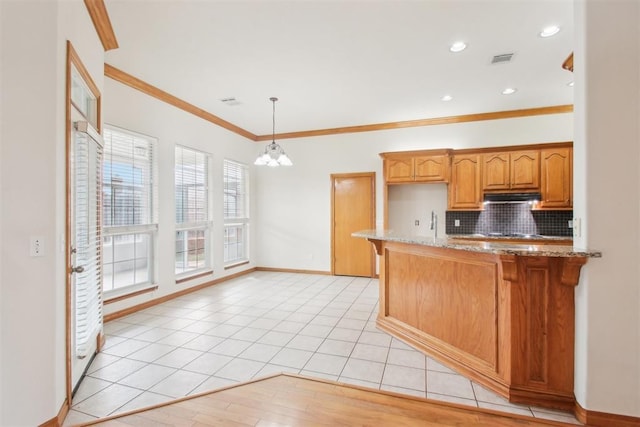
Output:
[[353, 230, 602, 413]]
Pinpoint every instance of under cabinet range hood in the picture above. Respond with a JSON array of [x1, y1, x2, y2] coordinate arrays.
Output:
[[483, 192, 541, 204]]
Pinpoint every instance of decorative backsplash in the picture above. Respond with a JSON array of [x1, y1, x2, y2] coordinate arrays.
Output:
[[445, 203, 573, 236]]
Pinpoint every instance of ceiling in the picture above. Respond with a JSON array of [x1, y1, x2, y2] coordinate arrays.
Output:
[[104, 0, 574, 137]]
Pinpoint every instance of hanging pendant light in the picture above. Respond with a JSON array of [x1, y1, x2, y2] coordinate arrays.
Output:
[[254, 97, 292, 167]]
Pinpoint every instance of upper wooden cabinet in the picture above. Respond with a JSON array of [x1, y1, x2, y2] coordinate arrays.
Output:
[[483, 150, 540, 191], [448, 154, 482, 210], [381, 150, 450, 183], [539, 147, 572, 209], [380, 143, 572, 212]]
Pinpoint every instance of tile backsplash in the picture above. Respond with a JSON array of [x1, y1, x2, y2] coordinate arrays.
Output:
[[445, 203, 573, 236]]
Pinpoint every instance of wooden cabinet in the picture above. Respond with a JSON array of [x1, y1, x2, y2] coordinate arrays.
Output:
[[540, 147, 572, 209], [413, 155, 449, 182], [382, 150, 450, 183], [483, 150, 539, 191], [385, 157, 413, 182], [448, 154, 482, 210]]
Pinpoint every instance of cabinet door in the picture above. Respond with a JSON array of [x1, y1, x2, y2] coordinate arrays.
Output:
[[414, 155, 449, 182], [448, 154, 482, 210], [385, 158, 414, 183], [483, 153, 510, 190], [540, 148, 572, 209], [510, 150, 540, 190]]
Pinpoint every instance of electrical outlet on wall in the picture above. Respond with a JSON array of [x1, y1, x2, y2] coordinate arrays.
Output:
[[415, 220, 420, 226], [573, 218, 582, 237], [30, 236, 45, 257], [454, 219, 460, 227]]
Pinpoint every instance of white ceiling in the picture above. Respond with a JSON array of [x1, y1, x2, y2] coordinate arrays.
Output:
[[104, 0, 574, 137]]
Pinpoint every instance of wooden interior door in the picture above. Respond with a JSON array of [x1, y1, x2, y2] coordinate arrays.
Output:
[[332, 173, 375, 277]]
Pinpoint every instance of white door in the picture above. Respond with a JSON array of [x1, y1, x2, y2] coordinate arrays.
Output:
[[70, 121, 104, 392]]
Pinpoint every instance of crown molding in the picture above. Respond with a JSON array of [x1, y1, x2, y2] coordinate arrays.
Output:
[[104, 64, 258, 141], [105, 64, 572, 142], [563, 52, 574, 72], [84, 0, 119, 51], [256, 105, 574, 141]]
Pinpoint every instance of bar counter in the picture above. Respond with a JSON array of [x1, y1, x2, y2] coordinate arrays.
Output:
[[353, 229, 601, 412]]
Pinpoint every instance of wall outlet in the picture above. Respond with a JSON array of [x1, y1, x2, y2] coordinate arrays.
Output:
[[568, 220, 573, 228], [30, 236, 45, 257], [415, 220, 419, 226], [454, 219, 460, 227], [573, 218, 582, 238]]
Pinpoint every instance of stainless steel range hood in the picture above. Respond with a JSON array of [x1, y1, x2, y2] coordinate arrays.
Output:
[[483, 192, 541, 203]]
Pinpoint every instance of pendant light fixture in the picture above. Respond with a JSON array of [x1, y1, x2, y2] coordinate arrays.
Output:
[[254, 97, 292, 167]]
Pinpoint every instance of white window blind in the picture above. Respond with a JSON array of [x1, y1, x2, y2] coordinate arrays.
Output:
[[102, 126, 157, 293], [223, 159, 249, 265], [73, 125, 103, 357], [175, 146, 211, 275]]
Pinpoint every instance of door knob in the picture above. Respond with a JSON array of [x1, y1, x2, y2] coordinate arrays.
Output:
[[71, 265, 84, 274]]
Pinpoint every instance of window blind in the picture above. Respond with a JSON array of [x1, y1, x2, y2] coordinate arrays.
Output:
[[103, 127, 157, 227], [73, 126, 103, 358], [223, 160, 248, 219], [175, 146, 209, 225]]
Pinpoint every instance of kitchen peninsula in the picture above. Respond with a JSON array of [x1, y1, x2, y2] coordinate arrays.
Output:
[[354, 230, 601, 411]]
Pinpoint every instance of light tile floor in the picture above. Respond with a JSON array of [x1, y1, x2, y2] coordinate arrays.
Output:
[[65, 271, 581, 426]]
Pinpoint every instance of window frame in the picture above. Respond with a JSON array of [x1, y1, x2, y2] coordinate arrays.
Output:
[[223, 159, 250, 267], [175, 145, 212, 279], [101, 124, 158, 297]]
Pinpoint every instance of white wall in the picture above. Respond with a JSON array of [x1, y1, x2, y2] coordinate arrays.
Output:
[[254, 114, 573, 270], [388, 184, 448, 237], [102, 79, 259, 316], [0, 1, 103, 425], [573, 0, 640, 418]]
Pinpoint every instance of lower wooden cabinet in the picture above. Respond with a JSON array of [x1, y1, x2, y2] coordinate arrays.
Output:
[[372, 239, 588, 411]]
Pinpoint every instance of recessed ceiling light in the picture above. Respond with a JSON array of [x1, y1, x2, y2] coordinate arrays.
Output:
[[502, 87, 517, 95], [540, 25, 560, 38], [441, 95, 453, 101], [449, 41, 467, 53], [567, 81, 574, 87]]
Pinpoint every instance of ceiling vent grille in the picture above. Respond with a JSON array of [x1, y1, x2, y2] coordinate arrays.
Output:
[[491, 53, 514, 64], [220, 97, 242, 106]]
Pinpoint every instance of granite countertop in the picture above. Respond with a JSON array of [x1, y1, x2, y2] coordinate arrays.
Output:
[[352, 230, 602, 258]]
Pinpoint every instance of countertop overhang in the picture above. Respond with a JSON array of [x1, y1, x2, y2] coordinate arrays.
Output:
[[353, 229, 602, 258]]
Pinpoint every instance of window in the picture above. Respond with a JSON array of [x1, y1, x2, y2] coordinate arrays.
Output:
[[223, 159, 249, 265], [175, 146, 211, 276], [102, 126, 157, 294]]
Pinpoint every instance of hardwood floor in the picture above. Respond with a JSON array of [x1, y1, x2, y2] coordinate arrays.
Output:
[[75, 374, 579, 426]]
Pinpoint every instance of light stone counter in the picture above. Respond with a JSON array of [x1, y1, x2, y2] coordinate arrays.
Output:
[[352, 229, 602, 258]]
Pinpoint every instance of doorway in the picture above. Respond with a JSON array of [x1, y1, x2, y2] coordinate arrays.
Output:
[[331, 172, 376, 277], [66, 42, 104, 402]]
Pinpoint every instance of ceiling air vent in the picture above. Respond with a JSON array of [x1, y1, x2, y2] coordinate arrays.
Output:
[[491, 53, 514, 64], [220, 97, 242, 106]]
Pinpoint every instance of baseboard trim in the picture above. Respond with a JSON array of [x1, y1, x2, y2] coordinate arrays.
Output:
[[575, 401, 640, 427], [39, 398, 68, 427], [255, 267, 332, 275], [104, 267, 257, 323]]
